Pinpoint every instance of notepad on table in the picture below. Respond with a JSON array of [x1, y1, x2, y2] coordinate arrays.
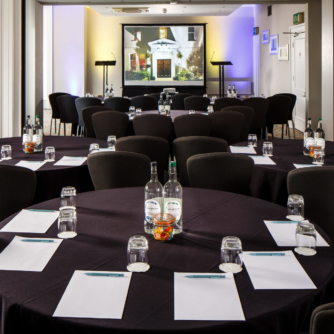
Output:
[[263, 220, 329, 247], [293, 164, 322, 169], [243, 250, 316, 289], [174, 272, 245, 321], [15, 160, 47, 171], [0, 236, 62, 271], [54, 156, 87, 166], [53, 270, 132, 319], [230, 146, 257, 154], [248, 155, 276, 165], [1, 209, 59, 233]]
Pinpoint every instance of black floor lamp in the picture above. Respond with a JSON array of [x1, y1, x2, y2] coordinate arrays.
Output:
[[210, 61, 233, 97]]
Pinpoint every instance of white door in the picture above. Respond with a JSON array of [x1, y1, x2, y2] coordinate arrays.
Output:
[[253, 34, 260, 97], [290, 24, 306, 131]]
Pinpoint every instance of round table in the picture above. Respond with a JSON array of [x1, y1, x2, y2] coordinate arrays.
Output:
[[0, 136, 107, 204], [0, 187, 332, 334], [234, 140, 334, 206]]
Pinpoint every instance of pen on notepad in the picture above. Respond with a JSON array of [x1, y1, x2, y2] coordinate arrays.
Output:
[[85, 273, 124, 277], [21, 239, 54, 243], [249, 253, 285, 256], [28, 209, 56, 212], [185, 275, 226, 279], [270, 221, 300, 224]]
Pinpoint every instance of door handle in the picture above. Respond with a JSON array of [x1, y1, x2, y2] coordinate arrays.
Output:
[[302, 92, 306, 97]]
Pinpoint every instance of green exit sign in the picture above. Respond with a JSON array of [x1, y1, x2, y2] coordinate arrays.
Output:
[[293, 12, 304, 25]]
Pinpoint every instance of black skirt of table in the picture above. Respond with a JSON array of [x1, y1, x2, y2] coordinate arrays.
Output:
[[0, 188, 332, 334]]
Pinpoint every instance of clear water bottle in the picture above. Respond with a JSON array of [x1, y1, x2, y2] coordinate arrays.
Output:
[[303, 118, 314, 156], [33, 115, 43, 152], [22, 115, 33, 150], [315, 118, 325, 155], [164, 93, 171, 113], [158, 93, 164, 113], [227, 85, 232, 97], [163, 161, 183, 234], [105, 85, 109, 98], [232, 85, 237, 98], [144, 162, 163, 234], [110, 84, 114, 97]]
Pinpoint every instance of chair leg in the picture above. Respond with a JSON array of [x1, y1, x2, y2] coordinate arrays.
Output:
[[58, 122, 61, 136], [281, 124, 284, 139], [50, 119, 53, 136], [287, 122, 291, 139], [64, 124, 67, 136], [292, 120, 296, 139]]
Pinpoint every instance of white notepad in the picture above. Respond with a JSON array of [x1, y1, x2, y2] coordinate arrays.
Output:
[[0, 236, 62, 272], [230, 146, 257, 154], [53, 271, 132, 319], [249, 155, 276, 165], [264, 220, 329, 247], [1, 209, 59, 233], [243, 251, 316, 289], [54, 156, 87, 166], [293, 164, 322, 169], [15, 160, 47, 171], [174, 272, 245, 321]]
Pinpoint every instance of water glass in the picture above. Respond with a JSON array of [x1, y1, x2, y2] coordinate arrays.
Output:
[[189, 110, 195, 114], [60, 186, 76, 210], [89, 143, 99, 155], [248, 134, 257, 147], [287, 194, 304, 220], [212, 96, 217, 102], [313, 149, 324, 165], [219, 236, 243, 273], [129, 106, 135, 116], [45, 146, 56, 161], [107, 135, 116, 150], [207, 105, 214, 113], [262, 142, 273, 156], [136, 108, 142, 115], [127, 235, 150, 272], [1, 145, 12, 160], [124, 96, 128, 99], [203, 94, 208, 97], [295, 221, 317, 256], [57, 209, 77, 239]]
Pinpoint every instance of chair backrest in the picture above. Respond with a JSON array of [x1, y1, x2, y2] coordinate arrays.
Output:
[[133, 114, 172, 141], [115, 136, 169, 184], [130, 96, 157, 111], [0, 165, 37, 221], [174, 114, 213, 138], [75, 97, 102, 127], [310, 302, 334, 334], [222, 106, 254, 142], [82, 106, 114, 138], [92, 110, 129, 141], [87, 151, 150, 190], [209, 110, 244, 145], [173, 136, 228, 187], [184, 96, 211, 111], [104, 97, 131, 113], [171, 93, 193, 110], [242, 98, 269, 128], [214, 97, 242, 111], [187, 152, 254, 195], [274, 93, 296, 121], [49, 92, 70, 119], [266, 95, 292, 126], [56, 95, 80, 124], [288, 167, 334, 243]]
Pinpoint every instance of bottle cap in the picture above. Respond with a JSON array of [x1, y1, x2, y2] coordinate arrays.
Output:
[[170, 161, 176, 167]]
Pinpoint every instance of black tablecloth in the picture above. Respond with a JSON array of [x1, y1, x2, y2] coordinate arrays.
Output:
[[128, 109, 207, 122], [0, 187, 333, 334], [234, 140, 334, 206], [0, 137, 107, 204]]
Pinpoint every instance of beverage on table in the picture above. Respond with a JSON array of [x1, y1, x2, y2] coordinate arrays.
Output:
[[107, 135, 116, 150], [303, 118, 314, 156], [164, 93, 171, 113], [104, 85, 109, 98], [163, 161, 183, 234], [22, 115, 33, 150], [314, 118, 325, 155], [33, 115, 43, 152], [110, 84, 114, 97], [287, 194, 304, 221], [220, 236, 243, 273], [144, 162, 163, 234], [227, 85, 232, 97], [158, 93, 164, 113], [57, 209, 77, 239], [232, 85, 237, 98], [127, 235, 150, 272]]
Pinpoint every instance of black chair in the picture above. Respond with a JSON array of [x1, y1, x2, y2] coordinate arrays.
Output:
[[48, 92, 70, 135], [115, 136, 169, 184], [92, 110, 129, 141], [310, 302, 334, 334], [274, 93, 297, 139], [209, 110, 244, 145], [184, 96, 211, 111], [242, 98, 269, 139], [171, 93, 193, 110], [0, 165, 37, 221], [104, 97, 131, 113], [56, 95, 80, 136], [288, 167, 334, 243], [131, 96, 157, 111], [75, 97, 102, 136], [87, 151, 150, 190], [133, 114, 172, 142], [266, 95, 292, 139], [174, 114, 213, 138], [214, 97, 242, 111], [82, 106, 113, 138], [187, 152, 254, 195], [173, 136, 228, 187], [223, 106, 254, 142]]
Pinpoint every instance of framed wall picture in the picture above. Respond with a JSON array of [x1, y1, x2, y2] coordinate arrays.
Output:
[[262, 30, 269, 44], [269, 34, 278, 55], [278, 44, 289, 61]]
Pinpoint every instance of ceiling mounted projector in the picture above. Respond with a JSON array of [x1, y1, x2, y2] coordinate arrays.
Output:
[[112, 8, 150, 14]]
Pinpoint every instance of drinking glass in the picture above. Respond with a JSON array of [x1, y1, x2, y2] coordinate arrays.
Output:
[[207, 105, 214, 113], [219, 236, 243, 273], [313, 149, 324, 165], [295, 221, 317, 256], [107, 135, 116, 150], [248, 134, 257, 147], [60, 186, 76, 210], [136, 108, 142, 115], [212, 96, 217, 102], [129, 106, 135, 116], [1, 145, 12, 160], [89, 143, 99, 155], [57, 209, 77, 239], [189, 110, 195, 114], [287, 194, 304, 220], [127, 235, 150, 272], [262, 142, 273, 156], [45, 146, 55, 161], [124, 96, 128, 99], [203, 94, 208, 97]]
